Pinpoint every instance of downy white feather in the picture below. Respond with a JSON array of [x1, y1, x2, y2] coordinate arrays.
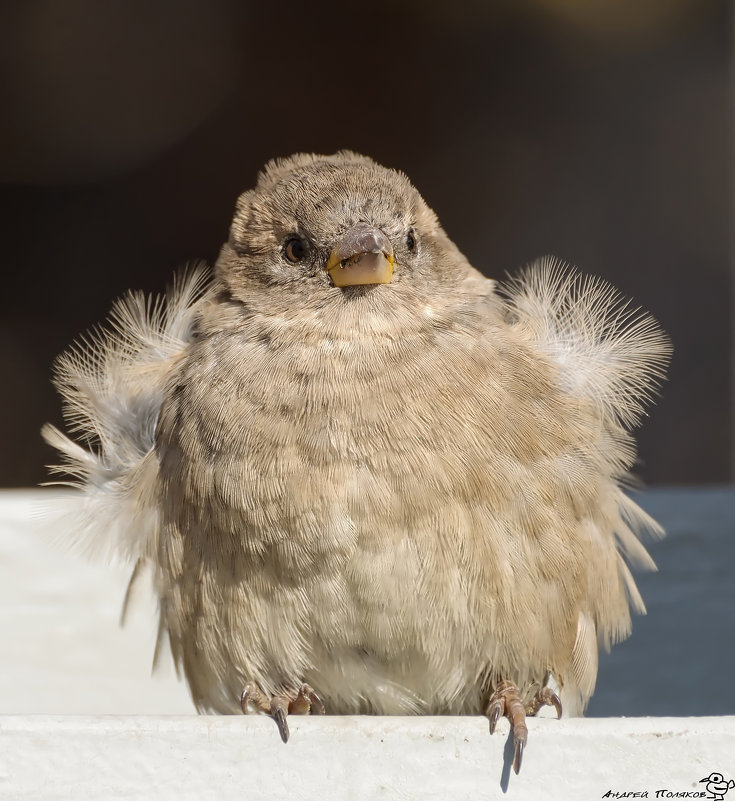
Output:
[[42, 267, 210, 564], [501, 256, 671, 429]]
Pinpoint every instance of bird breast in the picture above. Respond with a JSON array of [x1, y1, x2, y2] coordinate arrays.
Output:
[[153, 298, 606, 710]]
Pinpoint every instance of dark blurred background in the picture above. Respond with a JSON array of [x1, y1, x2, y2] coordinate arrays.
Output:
[[0, 0, 729, 487]]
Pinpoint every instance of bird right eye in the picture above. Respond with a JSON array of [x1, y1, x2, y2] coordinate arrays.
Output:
[[283, 236, 308, 263]]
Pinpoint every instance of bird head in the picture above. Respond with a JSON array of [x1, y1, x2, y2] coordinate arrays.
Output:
[[215, 151, 473, 311]]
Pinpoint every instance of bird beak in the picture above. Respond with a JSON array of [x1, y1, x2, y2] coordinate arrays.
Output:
[[325, 224, 394, 287]]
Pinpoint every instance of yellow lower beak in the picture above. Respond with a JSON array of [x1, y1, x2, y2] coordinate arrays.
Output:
[[326, 250, 394, 287], [325, 224, 395, 287]]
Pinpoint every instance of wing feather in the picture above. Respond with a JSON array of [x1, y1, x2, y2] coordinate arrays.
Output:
[[42, 266, 210, 563]]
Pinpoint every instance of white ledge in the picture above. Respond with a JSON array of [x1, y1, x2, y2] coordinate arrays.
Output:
[[1, 715, 733, 800]]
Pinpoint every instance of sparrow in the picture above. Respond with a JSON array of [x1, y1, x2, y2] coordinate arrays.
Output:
[[44, 151, 670, 773]]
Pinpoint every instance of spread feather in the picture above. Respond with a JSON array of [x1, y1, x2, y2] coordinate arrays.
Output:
[[42, 267, 209, 563], [501, 256, 670, 429]]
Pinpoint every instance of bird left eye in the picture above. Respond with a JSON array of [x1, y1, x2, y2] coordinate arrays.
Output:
[[283, 236, 308, 263], [407, 229, 417, 252]]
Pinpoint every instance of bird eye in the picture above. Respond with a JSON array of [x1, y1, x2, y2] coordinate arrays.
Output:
[[407, 229, 417, 252], [283, 236, 307, 263]]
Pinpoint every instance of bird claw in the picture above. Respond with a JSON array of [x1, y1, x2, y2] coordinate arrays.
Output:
[[527, 686, 562, 719], [486, 680, 561, 774], [289, 683, 326, 716], [271, 698, 290, 743], [240, 682, 326, 743], [513, 735, 525, 774], [486, 695, 504, 734]]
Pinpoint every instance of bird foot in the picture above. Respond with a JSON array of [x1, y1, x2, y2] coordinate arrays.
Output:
[[526, 685, 563, 719], [240, 682, 326, 743], [486, 681, 562, 774]]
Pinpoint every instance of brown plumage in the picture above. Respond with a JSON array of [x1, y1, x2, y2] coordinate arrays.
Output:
[[44, 151, 670, 772]]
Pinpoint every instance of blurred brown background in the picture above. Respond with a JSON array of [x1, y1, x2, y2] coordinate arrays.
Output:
[[0, 0, 729, 486]]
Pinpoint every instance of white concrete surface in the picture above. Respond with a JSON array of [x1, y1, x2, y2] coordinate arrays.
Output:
[[1, 490, 734, 799], [1, 715, 734, 800], [0, 489, 193, 714]]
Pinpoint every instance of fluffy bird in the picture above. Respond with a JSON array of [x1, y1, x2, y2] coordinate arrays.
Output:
[[44, 152, 670, 773]]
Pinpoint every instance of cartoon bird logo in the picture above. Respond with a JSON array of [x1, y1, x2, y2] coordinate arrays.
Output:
[[700, 773, 735, 801]]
